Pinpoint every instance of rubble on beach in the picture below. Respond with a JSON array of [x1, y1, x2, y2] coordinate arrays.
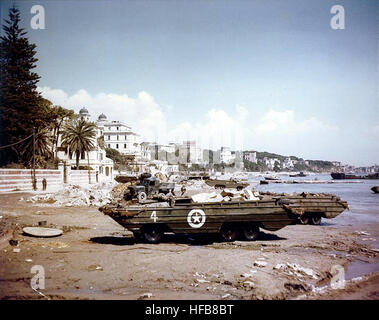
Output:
[[21, 182, 116, 207], [191, 188, 260, 203]]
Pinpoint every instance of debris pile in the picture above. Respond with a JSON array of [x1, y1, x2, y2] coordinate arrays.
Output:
[[191, 188, 260, 203], [110, 182, 133, 200], [23, 182, 116, 207], [274, 263, 319, 280]]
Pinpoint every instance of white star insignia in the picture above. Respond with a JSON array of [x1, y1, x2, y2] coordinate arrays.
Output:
[[192, 212, 202, 223]]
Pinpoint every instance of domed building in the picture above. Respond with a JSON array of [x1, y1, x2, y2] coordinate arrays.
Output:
[[98, 113, 107, 121], [96, 114, 142, 160], [78, 107, 91, 121], [55, 107, 114, 181]]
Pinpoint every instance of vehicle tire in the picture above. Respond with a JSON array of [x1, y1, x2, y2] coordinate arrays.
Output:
[[132, 232, 141, 241], [142, 225, 163, 244], [237, 186, 243, 191], [137, 191, 147, 203], [220, 224, 239, 242], [310, 214, 322, 225], [242, 223, 260, 241], [299, 214, 310, 225]]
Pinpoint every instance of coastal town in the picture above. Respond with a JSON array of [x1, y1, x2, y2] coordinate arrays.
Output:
[[30, 105, 378, 185], [0, 2, 378, 305]]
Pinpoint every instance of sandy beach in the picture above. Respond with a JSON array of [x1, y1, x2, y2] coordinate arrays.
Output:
[[0, 190, 378, 300]]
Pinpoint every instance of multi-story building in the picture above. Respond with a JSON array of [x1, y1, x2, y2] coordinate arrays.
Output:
[[56, 107, 114, 178], [244, 151, 257, 163], [97, 113, 142, 159], [263, 157, 280, 170], [220, 147, 235, 164], [282, 157, 295, 169], [178, 141, 203, 165]]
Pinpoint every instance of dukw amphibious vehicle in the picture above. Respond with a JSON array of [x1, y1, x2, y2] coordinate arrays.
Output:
[[99, 193, 348, 243]]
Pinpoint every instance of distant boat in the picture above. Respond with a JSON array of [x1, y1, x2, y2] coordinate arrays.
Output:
[[367, 173, 379, 179], [265, 176, 279, 181], [331, 172, 379, 180], [371, 186, 379, 194], [289, 172, 307, 177]]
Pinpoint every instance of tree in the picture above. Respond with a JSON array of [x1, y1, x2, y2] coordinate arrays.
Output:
[[22, 127, 52, 167], [105, 147, 135, 171], [50, 105, 75, 158], [0, 6, 41, 166], [61, 119, 97, 183]]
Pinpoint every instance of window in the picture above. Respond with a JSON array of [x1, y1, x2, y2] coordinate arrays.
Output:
[[124, 144, 126, 149], [107, 135, 110, 140], [116, 144, 119, 149], [117, 127, 119, 130], [124, 135, 127, 140], [108, 144, 110, 148], [117, 135, 119, 140]]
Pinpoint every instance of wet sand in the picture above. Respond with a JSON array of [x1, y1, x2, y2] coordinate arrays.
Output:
[[0, 192, 378, 300]]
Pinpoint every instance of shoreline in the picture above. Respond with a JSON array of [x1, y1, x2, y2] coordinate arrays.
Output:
[[0, 191, 378, 300]]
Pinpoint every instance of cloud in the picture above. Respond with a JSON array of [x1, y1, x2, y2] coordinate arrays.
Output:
[[248, 109, 340, 157], [39, 86, 341, 160], [39, 87, 167, 142], [168, 105, 248, 150]]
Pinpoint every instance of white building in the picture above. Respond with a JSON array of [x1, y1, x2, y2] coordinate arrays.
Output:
[[283, 157, 295, 169], [219, 147, 235, 164], [160, 143, 176, 154], [56, 107, 114, 179], [179, 141, 203, 165], [264, 157, 280, 170], [244, 151, 257, 163], [97, 114, 142, 159]]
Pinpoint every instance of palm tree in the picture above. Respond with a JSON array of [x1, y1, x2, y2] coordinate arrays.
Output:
[[22, 128, 53, 167], [61, 119, 97, 183]]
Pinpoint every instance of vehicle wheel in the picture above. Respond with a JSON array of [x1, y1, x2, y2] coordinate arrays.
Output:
[[132, 232, 141, 241], [310, 214, 322, 225], [137, 191, 147, 203], [237, 186, 243, 191], [220, 224, 239, 242], [242, 223, 260, 241], [299, 214, 309, 225], [142, 225, 163, 244]]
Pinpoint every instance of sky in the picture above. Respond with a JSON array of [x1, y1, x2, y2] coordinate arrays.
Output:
[[0, 0, 378, 166]]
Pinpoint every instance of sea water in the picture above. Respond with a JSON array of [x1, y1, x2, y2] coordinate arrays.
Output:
[[252, 173, 379, 279]]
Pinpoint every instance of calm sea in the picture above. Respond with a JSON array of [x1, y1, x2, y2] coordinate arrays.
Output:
[[251, 173, 379, 279], [252, 174, 379, 247]]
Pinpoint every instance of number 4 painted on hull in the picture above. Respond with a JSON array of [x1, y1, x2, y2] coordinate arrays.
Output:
[[150, 211, 157, 222]]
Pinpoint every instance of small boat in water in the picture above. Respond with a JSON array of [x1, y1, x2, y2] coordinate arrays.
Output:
[[331, 172, 379, 180], [265, 175, 279, 181], [289, 172, 307, 177], [371, 186, 379, 194]]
